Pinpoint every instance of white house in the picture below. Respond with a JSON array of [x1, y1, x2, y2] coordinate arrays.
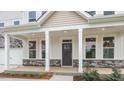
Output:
[[1, 11, 124, 73], [0, 11, 46, 66]]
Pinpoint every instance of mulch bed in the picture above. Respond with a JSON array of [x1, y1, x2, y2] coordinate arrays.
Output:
[[73, 76, 82, 81], [0, 73, 53, 80]]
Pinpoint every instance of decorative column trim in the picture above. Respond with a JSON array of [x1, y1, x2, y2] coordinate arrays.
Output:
[[78, 28, 83, 72], [45, 31, 50, 71], [4, 34, 10, 70]]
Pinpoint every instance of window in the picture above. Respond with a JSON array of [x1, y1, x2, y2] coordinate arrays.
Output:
[[62, 40, 72, 43], [29, 11, 36, 22], [103, 37, 114, 58], [14, 20, 20, 25], [104, 11, 115, 15], [41, 40, 45, 58], [85, 38, 96, 58], [85, 11, 96, 16], [0, 23, 4, 27], [29, 41, 36, 58]]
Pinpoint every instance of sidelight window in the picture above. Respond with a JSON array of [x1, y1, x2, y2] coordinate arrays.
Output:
[[41, 40, 45, 58]]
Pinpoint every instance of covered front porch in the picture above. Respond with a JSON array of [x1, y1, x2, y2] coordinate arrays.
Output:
[[3, 24, 124, 73], [4, 27, 84, 72]]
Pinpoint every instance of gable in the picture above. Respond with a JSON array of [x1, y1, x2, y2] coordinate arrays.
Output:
[[41, 11, 88, 28]]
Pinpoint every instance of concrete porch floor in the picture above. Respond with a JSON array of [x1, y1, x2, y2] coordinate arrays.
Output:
[[5, 66, 124, 74]]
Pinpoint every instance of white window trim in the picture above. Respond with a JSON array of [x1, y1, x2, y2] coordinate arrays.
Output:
[[84, 35, 98, 60], [27, 39, 38, 59], [101, 34, 117, 60], [29, 11, 36, 22]]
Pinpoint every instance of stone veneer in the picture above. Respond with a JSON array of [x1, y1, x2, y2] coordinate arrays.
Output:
[[73, 59, 124, 68], [23, 59, 61, 67], [23, 59, 124, 68]]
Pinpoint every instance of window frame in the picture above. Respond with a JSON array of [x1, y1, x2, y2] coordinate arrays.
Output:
[[28, 40, 37, 59], [14, 20, 20, 25], [0, 22, 4, 27], [104, 11, 115, 15], [29, 11, 36, 22], [84, 36, 97, 59], [102, 35, 116, 59]]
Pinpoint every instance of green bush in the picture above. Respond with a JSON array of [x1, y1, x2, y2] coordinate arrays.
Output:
[[82, 70, 100, 81], [106, 68, 122, 81]]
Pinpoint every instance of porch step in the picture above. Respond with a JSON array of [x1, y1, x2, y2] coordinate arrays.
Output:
[[50, 75, 73, 81], [4, 70, 46, 75], [53, 72, 82, 76]]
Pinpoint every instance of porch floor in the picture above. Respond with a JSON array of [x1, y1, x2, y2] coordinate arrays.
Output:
[[5, 66, 124, 74]]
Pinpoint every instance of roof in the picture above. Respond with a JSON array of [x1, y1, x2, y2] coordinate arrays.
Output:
[[1, 11, 124, 32]]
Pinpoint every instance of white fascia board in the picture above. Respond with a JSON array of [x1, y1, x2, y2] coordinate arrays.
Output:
[[89, 14, 124, 23], [37, 11, 55, 25], [83, 21, 124, 29], [3, 22, 39, 32], [75, 11, 91, 19], [89, 13, 124, 19]]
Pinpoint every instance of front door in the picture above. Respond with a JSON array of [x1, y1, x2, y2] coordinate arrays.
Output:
[[62, 41, 72, 66]]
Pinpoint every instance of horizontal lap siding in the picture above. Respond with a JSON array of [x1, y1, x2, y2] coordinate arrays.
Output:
[[41, 11, 87, 28]]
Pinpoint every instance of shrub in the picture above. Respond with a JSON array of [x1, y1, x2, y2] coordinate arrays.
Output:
[[106, 68, 122, 81], [82, 70, 100, 81]]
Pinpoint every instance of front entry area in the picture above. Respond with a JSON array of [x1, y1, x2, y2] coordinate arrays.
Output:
[[62, 40, 72, 66]]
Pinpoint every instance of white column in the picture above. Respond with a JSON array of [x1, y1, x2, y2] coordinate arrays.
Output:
[[78, 28, 83, 72], [120, 33, 124, 59], [45, 31, 50, 71], [22, 39, 27, 59], [4, 34, 10, 70]]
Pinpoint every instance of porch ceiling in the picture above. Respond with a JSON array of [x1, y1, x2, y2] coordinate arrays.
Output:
[[14, 25, 124, 39], [50, 30, 78, 37], [14, 32, 45, 39], [14, 30, 78, 39]]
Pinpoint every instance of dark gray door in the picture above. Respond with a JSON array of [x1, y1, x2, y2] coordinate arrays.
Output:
[[62, 43, 72, 66]]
